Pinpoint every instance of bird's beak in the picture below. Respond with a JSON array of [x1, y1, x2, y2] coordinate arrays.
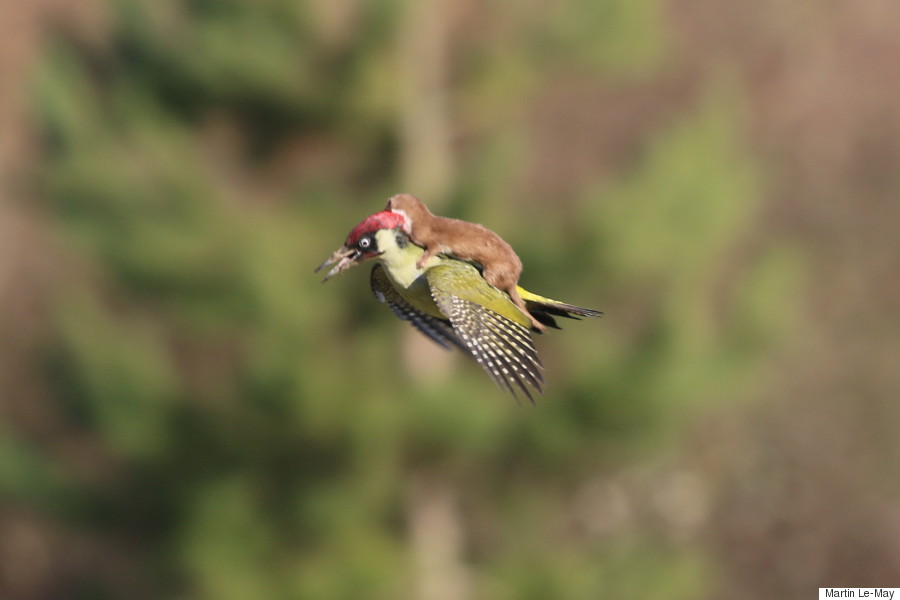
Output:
[[314, 245, 361, 281]]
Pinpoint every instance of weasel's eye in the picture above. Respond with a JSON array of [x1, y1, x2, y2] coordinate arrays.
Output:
[[358, 236, 373, 250]]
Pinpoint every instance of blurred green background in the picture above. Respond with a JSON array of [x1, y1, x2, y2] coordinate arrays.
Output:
[[2, 0, 899, 598]]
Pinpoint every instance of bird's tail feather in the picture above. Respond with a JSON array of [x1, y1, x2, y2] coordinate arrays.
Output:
[[517, 287, 603, 329]]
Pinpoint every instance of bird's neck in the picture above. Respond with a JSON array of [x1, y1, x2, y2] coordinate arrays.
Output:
[[374, 229, 440, 289]]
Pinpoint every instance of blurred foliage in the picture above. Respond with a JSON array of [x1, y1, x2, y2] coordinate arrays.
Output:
[[18, 0, 797, 598]]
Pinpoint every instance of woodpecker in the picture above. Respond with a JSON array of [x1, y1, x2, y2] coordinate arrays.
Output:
[[385, 193, 545, 331], [315, 210, 602, 402]]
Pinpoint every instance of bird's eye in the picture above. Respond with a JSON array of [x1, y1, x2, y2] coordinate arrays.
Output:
[[358, 236, 372, 250]]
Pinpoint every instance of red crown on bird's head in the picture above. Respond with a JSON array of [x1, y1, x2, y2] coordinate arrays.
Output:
[[345, 211, 407, 247]]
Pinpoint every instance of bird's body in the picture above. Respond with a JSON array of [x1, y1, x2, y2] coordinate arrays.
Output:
[[370, 228, 529, 326], [385, 194, 544, 331], [315, 210, 602, 401]]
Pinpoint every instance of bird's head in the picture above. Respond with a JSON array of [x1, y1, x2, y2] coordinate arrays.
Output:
[[315, 210, 408, 281]]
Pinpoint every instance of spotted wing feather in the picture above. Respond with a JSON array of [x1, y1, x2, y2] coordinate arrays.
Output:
[[428, 269, 544, 403]]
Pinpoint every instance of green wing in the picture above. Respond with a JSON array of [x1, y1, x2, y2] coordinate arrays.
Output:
[[425, 261, 533, 328], [370, 264, 466, 352], [426, 264, 544, 402]]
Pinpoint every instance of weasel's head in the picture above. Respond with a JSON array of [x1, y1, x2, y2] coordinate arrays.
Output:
[[385, 193, 431, 233]]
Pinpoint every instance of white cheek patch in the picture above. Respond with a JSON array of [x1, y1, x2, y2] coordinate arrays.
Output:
[[390, 208, 413, 234]]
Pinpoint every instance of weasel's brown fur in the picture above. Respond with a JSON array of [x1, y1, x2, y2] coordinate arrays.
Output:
[[385, 193, 545, 332]]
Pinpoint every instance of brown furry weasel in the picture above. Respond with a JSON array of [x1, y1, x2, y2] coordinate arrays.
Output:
[[385, 193, 545, 332]]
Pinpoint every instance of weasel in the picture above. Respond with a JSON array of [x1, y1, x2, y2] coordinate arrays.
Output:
[[385, 193, 545, 332]]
